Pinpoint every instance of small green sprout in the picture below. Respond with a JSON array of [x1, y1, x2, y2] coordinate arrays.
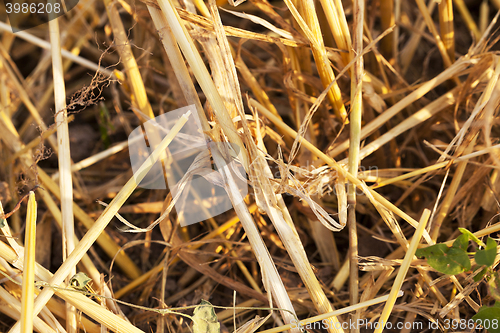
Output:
[[416, 229, 500, 332], [69, 272, 93, 292]]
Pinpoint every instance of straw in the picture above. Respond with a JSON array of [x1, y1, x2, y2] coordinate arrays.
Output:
[[20, 192, 37, 333], [347, 0, 364, 329], [2, 1, 500, 331], [8, 111, 191, 333], [258, 292, 404, 333], [438, 0, 455, 63], [49, 13, 77, 332], [373, 209, 430, 333]]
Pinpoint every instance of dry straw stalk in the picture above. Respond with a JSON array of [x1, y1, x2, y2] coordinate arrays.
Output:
[[0, 239, 143, 333], [103, 0, 154, 119], [20, 192, 36, 333], [48, 13, 77, 333], [147, 5, 299, 329], [282, 0, 347, 122], [347, 0, 364, 330], [0, 112, 141, 280], [374, 209, 430, 333], [251, 99, 433, 244], [8, 111, 191, 333], [438, 0, 455, 62], [2, 0, 500, 331]]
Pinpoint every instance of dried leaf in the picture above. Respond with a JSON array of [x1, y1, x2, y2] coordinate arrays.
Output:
[[192, 300, 220, 333]]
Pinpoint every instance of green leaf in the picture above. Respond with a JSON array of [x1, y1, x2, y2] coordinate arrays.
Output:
[[473, 302, 500, 333], [192, 300, 220, 333], [474, 267, 489, 282], [0, 219, 4, 228], [416, 244, 471, 275], [416, 244, 449, 258], [459, 228, 486, 247], [453, 233, 469, 251], [475, 237, 498, 267], [98, 102, 114, 149], [489, 272, 500, 302], [69, 272, 93, 291]]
